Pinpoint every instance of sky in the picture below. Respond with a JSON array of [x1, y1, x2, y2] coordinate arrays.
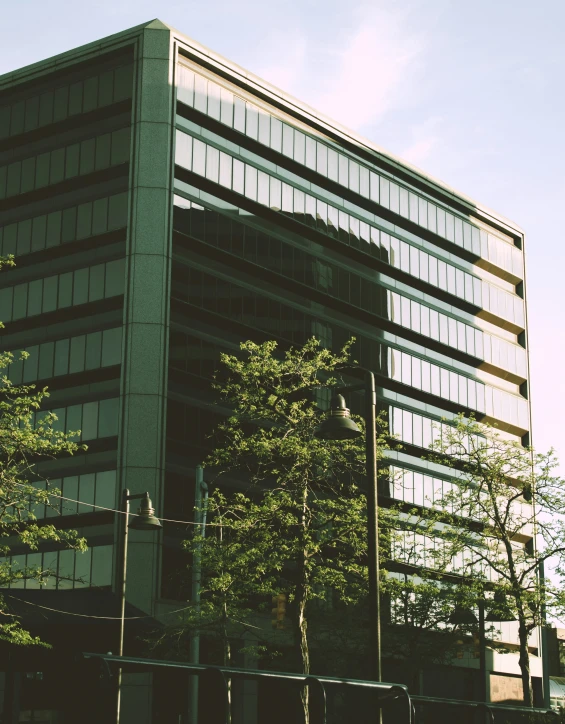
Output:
[[0, 0, 563, 465]]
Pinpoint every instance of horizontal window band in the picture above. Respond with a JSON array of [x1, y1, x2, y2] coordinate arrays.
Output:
[[0, 100, 132, 156], [173, 169, 524, 335], [177, 101, 521, 286], [37, 382, 122, 412], [0, 163, 129, 214], [0, 46, 133, 105], [0, 308, 123, 351], [173, 131, 524, 325], [172, 185, 525, 357], [0, 242, 125, 290], [172, 228, 524, 385], [8, 364, 121, 396], [174, 168, 485, 318], [168, 297, 528, 435], [174, 57, 520, 247], [1, 232, 126, 277], [0, 177, 129, 227], [0, 294, 124, 338], [35, 509, 115, 532]]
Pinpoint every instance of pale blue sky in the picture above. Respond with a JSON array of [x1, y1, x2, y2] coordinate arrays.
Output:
[[1, 1, 563, 463]]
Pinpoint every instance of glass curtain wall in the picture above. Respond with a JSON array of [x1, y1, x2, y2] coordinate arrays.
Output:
[[166, 59, 531, 667], [0, 48, 133, 591]]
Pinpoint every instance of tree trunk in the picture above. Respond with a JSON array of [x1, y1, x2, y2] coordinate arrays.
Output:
[[297, 586, 310, 724], [297, 483, 310, 724], [220, 519, 232, 724], [221, 606, 232, 723], [517, 617, 533, 707]]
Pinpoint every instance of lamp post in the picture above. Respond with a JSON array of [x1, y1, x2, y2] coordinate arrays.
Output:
[[449, 593, 516, 703], [188, 466, 209, 724], [314, 369, 381, 683], [115, 490, 162, 724]]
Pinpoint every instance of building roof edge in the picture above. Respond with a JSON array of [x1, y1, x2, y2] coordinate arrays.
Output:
[[168, 27, 524, 236], [0, 19, 524, 236], [0, 19, 162, 88]]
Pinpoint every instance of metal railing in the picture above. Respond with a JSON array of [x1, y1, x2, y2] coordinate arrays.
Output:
[[82, 652, 562, 724], [411, 695, 561, 724]]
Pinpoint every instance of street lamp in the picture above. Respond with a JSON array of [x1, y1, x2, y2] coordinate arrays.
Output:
[[314, 369, 382, 683], [449, 593, 516, 703], [116, 490, 162, 723]]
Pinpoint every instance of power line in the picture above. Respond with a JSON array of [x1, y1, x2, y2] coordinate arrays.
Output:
[[4, 593, 194, 621], [4, 594, 270, 630], [18, 483, 224, 527]]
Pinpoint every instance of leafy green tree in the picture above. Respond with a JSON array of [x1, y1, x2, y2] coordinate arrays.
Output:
[[181, 337, 393, 723], [383, 552, 479, 693], [156, 339, 486, 716], [0, 256, 87, 645], [150, 489, 276, 667], [426, 414, 565, 706]]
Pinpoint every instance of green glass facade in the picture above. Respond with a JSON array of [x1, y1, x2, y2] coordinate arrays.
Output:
[[0, 18, 534, 722], [0, 44, 134, 599]]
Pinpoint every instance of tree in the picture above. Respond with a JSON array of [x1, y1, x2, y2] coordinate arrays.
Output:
[[149, 488, 278, 667], [189, 337, 392, 723], [426, 414, 565, 706], [380, 473, 481, 693], [0, 255, 87, 645], [384, 551, 478, 693]]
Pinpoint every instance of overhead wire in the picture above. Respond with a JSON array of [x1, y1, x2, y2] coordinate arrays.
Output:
[[15, 482, 224, 527], [4, 593, 193, 620], [3, 593, 270, 630]]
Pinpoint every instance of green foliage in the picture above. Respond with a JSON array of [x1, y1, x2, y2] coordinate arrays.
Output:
[[156, 340, 491, 703], [159, 338, 395, 683], [384, 569, 480, 690], [424, 414, 565, 705], [0, 254, 87, 645], [203, 339, 388, 657]]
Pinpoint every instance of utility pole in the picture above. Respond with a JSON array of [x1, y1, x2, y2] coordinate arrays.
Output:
[[188, 466, 208, 724]]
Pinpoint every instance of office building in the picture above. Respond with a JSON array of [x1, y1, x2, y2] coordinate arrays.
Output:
[[0, 19, 535, 721]]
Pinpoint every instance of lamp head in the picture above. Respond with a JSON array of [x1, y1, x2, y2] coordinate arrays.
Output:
[[128, 493, 162, 531], [486, 591, 516, 622], [449, 606, 478, 625], [314, 394, 362, 441]]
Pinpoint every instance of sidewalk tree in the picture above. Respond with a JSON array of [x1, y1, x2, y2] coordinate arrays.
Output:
[[183, 337, 392, 723], [426, 414, 565, 706], [383, 556, 478, 693]]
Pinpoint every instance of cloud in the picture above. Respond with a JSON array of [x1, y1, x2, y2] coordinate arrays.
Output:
[[399, 115, 443, 167], [255, 32, 307, 94], [253, 5, 428, 133], [400, 136, 437, 166], [309, 6, 427, 131]]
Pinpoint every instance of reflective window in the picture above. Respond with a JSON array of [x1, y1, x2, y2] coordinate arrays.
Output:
[[0, 129, 130, 201], [176, 64, 522, 278], [69, 335, 86, 373], [173, 195, 528, 378], [4, 544, 114, 589], [80, 402, 99, 440], [171, 233, 528, 428], [0, 63, 133, 141], [7, 328, 122, 381], [174, 132, 522, 327], [98, 397, 119, 437], [29, 399, 119, 443], [1, 259, 125, 323]]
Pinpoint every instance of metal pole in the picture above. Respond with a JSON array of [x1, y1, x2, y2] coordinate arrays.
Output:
[[539, 559, 551, 708], [364, 371, 381, 683], [188, 466, 208, 724], [116, 489, 130, 724], [478, 598, 487, 704]]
